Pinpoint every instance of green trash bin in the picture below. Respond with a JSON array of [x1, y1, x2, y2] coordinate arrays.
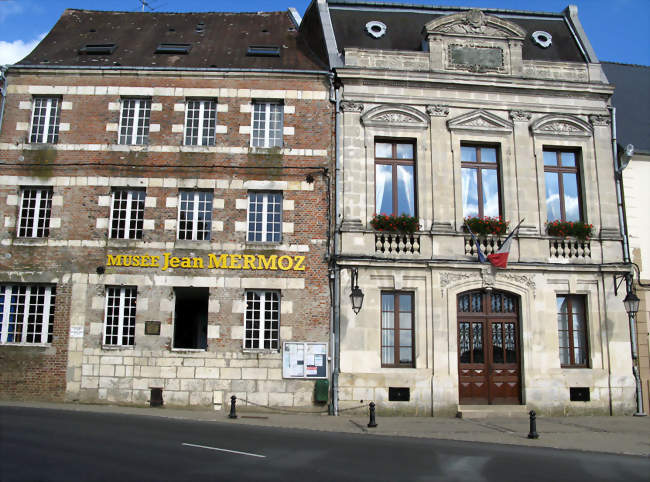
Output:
[[315, 379, 329, 403]]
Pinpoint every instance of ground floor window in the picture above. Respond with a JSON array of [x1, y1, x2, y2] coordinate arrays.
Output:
[[381, 291, 414, 368], [173, 287, 209, 349], [244, 290, 280, 350], [557, 295, 588, 367], [104, 286, 137, 346], [0, 284, 56, 344]]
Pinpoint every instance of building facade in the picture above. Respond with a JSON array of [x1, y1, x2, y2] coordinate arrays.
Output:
[[602, 61, 650, 414], [0, 9, 333, 409], [302, 0, 636, 415]]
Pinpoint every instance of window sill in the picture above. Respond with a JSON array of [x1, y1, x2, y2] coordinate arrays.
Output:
[[242, 348, 280, 354], [106, 238, 144, 247], [561, 366, 591, 370], [0, 342, 51, 348], [171, 348, 207, 353], [101, 344, 134, 351], [174, 240, 211, 249]]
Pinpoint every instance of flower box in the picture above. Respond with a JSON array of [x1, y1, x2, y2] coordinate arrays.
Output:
[[546, 220, 593, 241], [463, 216, 509, 236], [370, 213, 420, 233]]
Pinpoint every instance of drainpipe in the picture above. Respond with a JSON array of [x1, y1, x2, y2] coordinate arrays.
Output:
[[327, 73, 342, 416], [0, 66, 9, 135], [610, 106, 645, 415]]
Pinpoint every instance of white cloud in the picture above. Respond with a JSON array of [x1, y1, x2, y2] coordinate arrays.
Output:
[[0, 33, 46, 65]]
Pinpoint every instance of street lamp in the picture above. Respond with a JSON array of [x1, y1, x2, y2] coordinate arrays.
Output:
[[350, 268, 364, 315], [623, 291, 640, 317], [622, 286, 646, 416]]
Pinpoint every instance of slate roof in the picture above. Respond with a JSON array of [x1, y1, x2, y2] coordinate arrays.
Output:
[[16, 9, 327, 71], [602, 62, 650, 154], [302, 0, 586, 66]]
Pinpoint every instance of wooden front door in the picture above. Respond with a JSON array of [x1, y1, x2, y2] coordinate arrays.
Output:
[[458, 290, 521, 405]]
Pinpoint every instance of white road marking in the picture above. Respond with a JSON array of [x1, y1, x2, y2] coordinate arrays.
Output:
[[181, 442, 266, 458]]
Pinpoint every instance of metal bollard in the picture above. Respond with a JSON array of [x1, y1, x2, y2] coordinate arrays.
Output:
[[228, 395, 238, 419], [527, 410, 539, 439], [367, 401, 378, 428]]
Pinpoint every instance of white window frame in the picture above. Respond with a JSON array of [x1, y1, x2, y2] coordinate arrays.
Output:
[[118, 98, 151, 145], [109, 189, 146, 240], [0, 284, 56, 345], [103, 286, 137, 347], [177, 191, 213, 241], [251, 101, 283, 148], [17, 187, 53, 238], [30, 97, 60, 144], [244, 290, 280, 350], [247, 192, 283, 243], [184, 99, 217, 146]]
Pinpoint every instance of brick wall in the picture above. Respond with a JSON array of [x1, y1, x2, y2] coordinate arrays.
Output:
[[0, 70, 334, 406]]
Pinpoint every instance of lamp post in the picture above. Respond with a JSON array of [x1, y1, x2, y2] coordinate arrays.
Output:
[[623, 287, 646, 416], [350, 268, 364, 315]]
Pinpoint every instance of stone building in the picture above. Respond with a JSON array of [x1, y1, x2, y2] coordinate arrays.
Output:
[[0, 9, 333, 409], [301, 0, 636, 415], [602, 61, 650, 414]]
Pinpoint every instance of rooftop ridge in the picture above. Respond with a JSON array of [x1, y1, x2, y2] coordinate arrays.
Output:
[[601, 60, 650, 69], [326, 0, 565, 18], [63, 8, 289, 15]]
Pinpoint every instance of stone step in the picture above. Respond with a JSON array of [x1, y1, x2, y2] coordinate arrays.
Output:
[[457, 404, 529, 419]]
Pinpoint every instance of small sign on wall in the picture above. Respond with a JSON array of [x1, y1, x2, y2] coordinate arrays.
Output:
[[282, 342, 328, 379], [145, 321, 161, 335], [69, 326, 84, 338]]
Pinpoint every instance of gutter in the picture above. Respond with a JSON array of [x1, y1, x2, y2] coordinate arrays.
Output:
[[9, 65, 330, 75]]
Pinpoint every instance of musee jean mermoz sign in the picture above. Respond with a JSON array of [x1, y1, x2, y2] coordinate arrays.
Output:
[[106, 253, 306, 271]]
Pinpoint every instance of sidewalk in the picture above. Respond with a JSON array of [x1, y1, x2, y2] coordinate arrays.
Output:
[[2, 401, 649, 457]]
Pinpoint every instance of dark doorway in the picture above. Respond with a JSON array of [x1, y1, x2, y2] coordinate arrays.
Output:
[[457, 290, 521, 405], [173, 287, 208, 349]]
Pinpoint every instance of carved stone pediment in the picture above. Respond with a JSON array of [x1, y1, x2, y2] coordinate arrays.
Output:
[[424, 9, 526, 40], [447, 109, 513, 133], [530, 114, 592, 137], [361, 105, 430, 129]]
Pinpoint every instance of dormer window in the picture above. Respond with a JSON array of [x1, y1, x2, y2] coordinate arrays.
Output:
[[247, 46, 280, 57], [155, 43, 191, 54], [79, 44, 117, 55]]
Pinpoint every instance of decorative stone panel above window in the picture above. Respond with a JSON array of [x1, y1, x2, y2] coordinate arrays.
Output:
[[424, 9, 526, 76], [447, 109, 513, 134], [530, 114, 593, 138], [361, 105, 429, 130]]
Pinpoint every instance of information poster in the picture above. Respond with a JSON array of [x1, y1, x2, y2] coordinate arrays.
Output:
[[282, 342, 328, 379]]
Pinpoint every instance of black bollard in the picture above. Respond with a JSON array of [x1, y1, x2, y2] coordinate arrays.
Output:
[[527, 410, 539, 439], [228, 395, 238, 419], [367, 401, 377, 428]]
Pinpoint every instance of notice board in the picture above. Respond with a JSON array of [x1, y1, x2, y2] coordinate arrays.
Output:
[[282, 342, 328, 379]]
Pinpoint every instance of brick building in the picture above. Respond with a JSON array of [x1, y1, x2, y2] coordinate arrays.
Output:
[[0, 9, 333, 409]]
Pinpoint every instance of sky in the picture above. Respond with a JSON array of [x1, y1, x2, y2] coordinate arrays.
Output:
[[0, 0, 648, 66]]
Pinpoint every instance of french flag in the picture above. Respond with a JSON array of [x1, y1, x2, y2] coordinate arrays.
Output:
[[487, 219, 524, 269]]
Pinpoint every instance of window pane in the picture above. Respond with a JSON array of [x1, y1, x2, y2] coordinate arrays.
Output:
[[396, 144, 413, 159], [376, 143, 392, 158], [461, 146, 476, 163], [481, 168, 499, 217], [381, 293, 394, 312], [399, 312, 411, 329], [462, 167, 479, 218], [563, 173, 580, 222], [480, 147, 497, 164], [382, 311, 394, 329], [400, 329, 412, 347], [545, 171, 561, 221], [382, 347, 394, 365], [396, 165, 415, 216], [472, 323, 484, 363], [399, 347, 412, 364], [459, 322, 471, 363], [561, 151, 576, 167], [399, 294, 411, 312], [375, 164, 393, 215], [543, 151, 557, 166]]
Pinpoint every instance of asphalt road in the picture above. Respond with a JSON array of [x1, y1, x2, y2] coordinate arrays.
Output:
[[1, 406, 649, 482]]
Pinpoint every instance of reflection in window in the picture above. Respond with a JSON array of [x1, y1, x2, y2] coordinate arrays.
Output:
[[461, 145, 500, 218], [375, 141, 415, 217], [381, 292, 414, 367], [557, 295, 588, 367], [544, 149, 582, 222]]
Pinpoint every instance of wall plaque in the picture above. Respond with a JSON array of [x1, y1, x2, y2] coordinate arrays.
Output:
[[449, 45, 503, 71], [145, 321, 161, 336]]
